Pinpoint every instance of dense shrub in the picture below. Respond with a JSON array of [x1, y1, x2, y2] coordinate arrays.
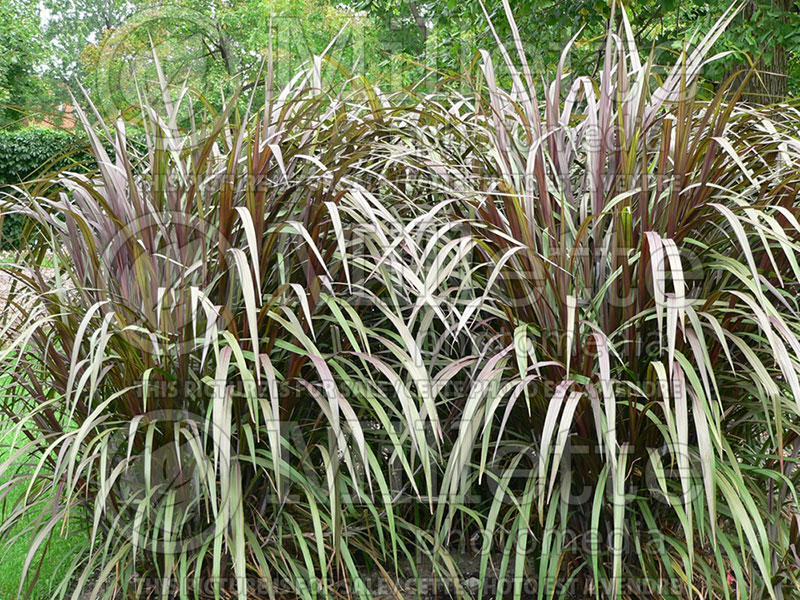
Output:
[[2, 6, 800, 600], [0, 126, 94, 249]]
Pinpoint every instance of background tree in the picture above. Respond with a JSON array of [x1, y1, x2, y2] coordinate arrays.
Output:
[[0, 0, 49, 127], [51, 0, 377, 117], [372, 0, 800, 102], [6, 0, 800, 128], [41, 0, 136, 81]]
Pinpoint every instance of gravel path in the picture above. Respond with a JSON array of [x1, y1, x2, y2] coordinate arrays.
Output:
[[0, 268, 13, 304], [0, 264, 58, 346]]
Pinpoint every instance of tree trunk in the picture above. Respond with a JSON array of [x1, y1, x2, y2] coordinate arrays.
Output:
[[729, 0, 790, 104], [408, 1, 427, 43]]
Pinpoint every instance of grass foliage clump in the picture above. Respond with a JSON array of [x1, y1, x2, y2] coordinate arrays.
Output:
[[3, 4, 800, 599]]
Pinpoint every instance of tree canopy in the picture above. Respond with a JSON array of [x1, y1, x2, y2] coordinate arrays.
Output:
[[3, 0, 800, 127], [0, 0, 48, 126]]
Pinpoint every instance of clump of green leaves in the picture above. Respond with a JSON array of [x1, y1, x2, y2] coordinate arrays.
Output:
[[0, 127, 96, 250]]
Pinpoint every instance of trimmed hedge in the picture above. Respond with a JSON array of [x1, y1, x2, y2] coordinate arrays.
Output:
[[0, 127, 94, 250]]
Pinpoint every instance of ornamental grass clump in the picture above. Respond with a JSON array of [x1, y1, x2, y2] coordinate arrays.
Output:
[[2, 4, 800, 599], [0, 61, 468, 599], [432, 3, 800, 598]]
